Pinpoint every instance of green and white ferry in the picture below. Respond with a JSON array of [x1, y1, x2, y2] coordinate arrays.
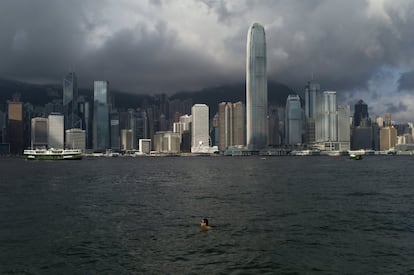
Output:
[[23, 149, 83, 160]]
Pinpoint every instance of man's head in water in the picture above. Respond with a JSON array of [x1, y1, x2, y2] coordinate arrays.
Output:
[[201, 218, 208, 227], [200, 218, 211, 230]]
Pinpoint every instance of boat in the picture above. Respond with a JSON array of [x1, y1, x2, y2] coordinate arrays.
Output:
[[349, 154, 362, 160], [291, 150, 308, 156], [23, 149, 83, 160], [290, 150, 315, 156]]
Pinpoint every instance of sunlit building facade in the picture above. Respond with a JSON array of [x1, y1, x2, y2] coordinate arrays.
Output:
[[7, 101, 24, 154], [380, 126, 397, 151], [139, 139, 151, 154], [316, 91, 337, 143], [218, 101, 245, 151], [48, 113, 64, 149], [191, 104, 209, 152], [337, 105, 351, 150], [121, 129, 134, 150], [65, 128, 86, 151]]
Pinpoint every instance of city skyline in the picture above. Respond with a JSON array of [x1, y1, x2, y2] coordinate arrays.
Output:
[[2, 73, 413, 155], [1, 1, 414, 122]]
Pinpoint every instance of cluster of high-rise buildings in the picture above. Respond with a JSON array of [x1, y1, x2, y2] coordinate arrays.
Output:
[[1, 22, 413, 155]]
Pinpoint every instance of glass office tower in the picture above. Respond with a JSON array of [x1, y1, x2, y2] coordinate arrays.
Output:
[[93, 81, 110, 151], [285, 95, 302, 145], [63, 72, 79, 129], [246, 22, 268, 150]]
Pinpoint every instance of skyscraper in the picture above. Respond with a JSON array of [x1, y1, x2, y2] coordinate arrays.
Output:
[[304, 81, 321, 143], [63, 72, 79, 129], [353, 100, 369, 127], [351, 100, 373, 150], [322, 91, 338, 142], [135, 110, 148, 140], [48, 113, 64, 149], [77, 96, 92, 149], [31, 117, 48, 148], [173, 114, 192, 153], [385, 112, 392, 127], [285, 95, 302, 145], [218, 101, 245, 151], [0, 109, 6, 144], [121, 129, 134, 150], [7, 101, 24, 154], [337, 105, 351, 150], [313, 91, 350, 151], [93, 81, 110, 151], [246, 22, 268, 150], [191, 104, 209, 152], [375, 115, 384, 128], [304, 81, 321, 119], [65, 128, 86, 151], [380, 126, 397, 151], [110, 110, 120, 150]]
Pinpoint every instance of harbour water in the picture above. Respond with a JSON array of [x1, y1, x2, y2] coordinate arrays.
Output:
[[1, 156, 413, 274]]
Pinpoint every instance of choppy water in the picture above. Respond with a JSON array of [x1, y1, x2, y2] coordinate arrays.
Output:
[[1, 156, 413, 274]]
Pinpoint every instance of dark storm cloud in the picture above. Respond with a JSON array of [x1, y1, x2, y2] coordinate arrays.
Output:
[[1, 0, 414, 98], [385, 102, 408, 114], [398, 71, 414, 92], [259, 1, 414, 92], [200, 0, 238, 24], [81, 21, 231, 92], [0, 0, 88, 82]]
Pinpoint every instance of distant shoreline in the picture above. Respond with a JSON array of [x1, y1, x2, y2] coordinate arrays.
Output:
[[2, 152, 414, 158]]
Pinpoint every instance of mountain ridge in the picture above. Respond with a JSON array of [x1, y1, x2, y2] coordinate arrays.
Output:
[[0, 78, 297, 114]]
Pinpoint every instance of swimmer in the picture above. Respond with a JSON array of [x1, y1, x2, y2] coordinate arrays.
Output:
[[200, 218, 212, 231]]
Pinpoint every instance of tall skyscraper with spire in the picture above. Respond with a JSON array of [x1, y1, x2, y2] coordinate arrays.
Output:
[[246, 22, 268, 150]]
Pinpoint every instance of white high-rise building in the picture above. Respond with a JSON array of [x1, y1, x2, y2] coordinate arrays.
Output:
[[246, 22, 268, 150], [65, 128, 86, 151], [218, 101, 246, 151], [323, 91, 338, 142], [121, 129, 134, 150], [173, 114, 192, 135], [139, 139, 151, 154], [48, 113, 64, 149], [285, 95, 302, 145], [191, 104, 209, 153], [314, 91, 349, 151], [154, 131, 181, 153], [337, 105, 351, 150], [316, 91, 337, 143]]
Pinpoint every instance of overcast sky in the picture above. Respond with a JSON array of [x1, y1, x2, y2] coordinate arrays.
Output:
[[1, 0, 414, 122]]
